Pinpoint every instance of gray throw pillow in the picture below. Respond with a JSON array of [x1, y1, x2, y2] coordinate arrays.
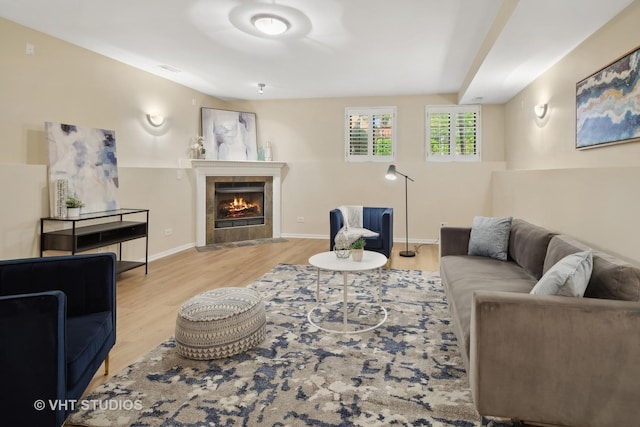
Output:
[[530, 250, 593, 297], [468, 216, 513, 261]]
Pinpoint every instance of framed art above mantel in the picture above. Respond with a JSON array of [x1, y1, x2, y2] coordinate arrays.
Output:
[[201, 108, 258, 160], [576, 45, 640, 150]]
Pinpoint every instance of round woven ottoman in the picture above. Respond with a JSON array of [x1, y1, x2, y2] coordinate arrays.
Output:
[[175, 287, 266, 360]]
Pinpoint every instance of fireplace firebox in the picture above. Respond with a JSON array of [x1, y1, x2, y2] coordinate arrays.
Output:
[[202, 170, 280, 246], [214, 182, 265, 228]]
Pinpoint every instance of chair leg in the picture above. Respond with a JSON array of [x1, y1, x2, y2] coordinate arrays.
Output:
[[104, 353, 110, 375]]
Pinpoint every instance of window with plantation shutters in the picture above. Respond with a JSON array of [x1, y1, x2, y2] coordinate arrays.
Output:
[[426, 105, 481, 162], [345, 107, 396, 162]]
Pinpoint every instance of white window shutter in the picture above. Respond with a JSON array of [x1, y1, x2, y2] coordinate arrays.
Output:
[[345, 107, 396, 162], [426, 105, 481, 162]]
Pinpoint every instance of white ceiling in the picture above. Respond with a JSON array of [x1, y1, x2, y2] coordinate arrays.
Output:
[[0, 0, 634, 103]]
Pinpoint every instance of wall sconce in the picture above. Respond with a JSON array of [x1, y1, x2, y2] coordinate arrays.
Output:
[[534, 104, 548, 119], [258, 83, 265, 94], [146, 113, 165, 127]]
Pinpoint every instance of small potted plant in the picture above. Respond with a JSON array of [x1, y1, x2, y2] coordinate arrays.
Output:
[[66, 195, 85, 218], [351, 237, 366, 261]]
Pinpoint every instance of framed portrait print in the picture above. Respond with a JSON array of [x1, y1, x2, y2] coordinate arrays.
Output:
[[201, 108, 258, 160]]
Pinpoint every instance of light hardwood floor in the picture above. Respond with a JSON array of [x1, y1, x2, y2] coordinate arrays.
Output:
[[84, 238, 440, 393]]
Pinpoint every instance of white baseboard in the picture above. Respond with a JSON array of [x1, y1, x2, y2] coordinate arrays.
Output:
[[403, 238, 439, 245], [281, 233, 327, 240], [143, 242, 196, 263], [281, 233, 439, 245]]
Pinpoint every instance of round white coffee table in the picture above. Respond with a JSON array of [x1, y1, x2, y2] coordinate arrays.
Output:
[[307, 250, 388, 334]]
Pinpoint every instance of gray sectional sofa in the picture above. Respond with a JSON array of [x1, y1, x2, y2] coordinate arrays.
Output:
[[439, 219, 640, 427]]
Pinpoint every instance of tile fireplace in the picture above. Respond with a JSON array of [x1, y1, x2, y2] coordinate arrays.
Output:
[[193, 160, 285, 246], [205, 176, 272, 244]]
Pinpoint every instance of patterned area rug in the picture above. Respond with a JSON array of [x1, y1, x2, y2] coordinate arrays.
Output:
[[67, 264, 514, 427]]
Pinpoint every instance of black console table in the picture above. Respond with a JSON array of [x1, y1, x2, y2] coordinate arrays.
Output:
[[40, 208, 149, 274]]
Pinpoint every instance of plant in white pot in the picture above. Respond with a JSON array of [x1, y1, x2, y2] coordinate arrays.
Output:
[[66, 195, 85, 217], [351, 237, 366, 261]]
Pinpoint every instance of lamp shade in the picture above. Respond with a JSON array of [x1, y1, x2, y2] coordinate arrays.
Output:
[[385, 164, 397, 180]]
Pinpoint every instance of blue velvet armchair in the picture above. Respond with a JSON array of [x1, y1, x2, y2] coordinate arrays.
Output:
[[0, 253, 117, 426], [330, 207, 393, 258]]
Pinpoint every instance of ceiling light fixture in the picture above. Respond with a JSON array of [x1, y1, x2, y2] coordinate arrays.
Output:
[[258, 83, 265, 94], [251, 14, 290, 36]]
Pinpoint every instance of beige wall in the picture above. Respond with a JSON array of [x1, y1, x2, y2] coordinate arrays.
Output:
[[0, 18, 221, 259], [117, 167, 196, 261], [228, 97, 505, 241], [0, 18, 228, 167], [504, 1, 640, 171], [0, 164, 48, 258], [493, 167, 640, 263], [0, 164, 195, 261], [0, 16, 506, 260], [496, 1, 640, 263], [4, 4, 637, 263]]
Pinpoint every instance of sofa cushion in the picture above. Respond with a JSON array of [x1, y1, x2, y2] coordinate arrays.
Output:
[[468, 216, 513, 261], [508, 219, 556, 279], [544, 235, 640, 302], [66, 311, 113, 388], [440, 255, 537, 370], [531, 250, 593, 297]]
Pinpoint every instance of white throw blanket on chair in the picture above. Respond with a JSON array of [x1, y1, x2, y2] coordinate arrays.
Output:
[[336, 205, 379, 245]]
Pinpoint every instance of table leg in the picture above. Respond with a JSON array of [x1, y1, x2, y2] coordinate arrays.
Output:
[[316, 268, 320, 301], [343, 271, 348, 329], [378, 267, 382, 303]]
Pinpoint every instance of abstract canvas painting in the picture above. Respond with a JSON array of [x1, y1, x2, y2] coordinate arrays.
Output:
[[201, 108, 258, 160], [46, 122, 119, 215], [576, 46, 640, 149]]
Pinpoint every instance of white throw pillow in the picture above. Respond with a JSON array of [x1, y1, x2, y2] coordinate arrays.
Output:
[[530, 250, 593, 297], [468, 216, 513, 261]]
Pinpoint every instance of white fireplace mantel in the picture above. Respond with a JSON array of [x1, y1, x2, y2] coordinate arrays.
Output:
[[192, 160, 286, 247]]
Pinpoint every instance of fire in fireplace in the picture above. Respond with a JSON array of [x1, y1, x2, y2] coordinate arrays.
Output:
[[219, 196, 261, 218], [214, 182, 265, 228]]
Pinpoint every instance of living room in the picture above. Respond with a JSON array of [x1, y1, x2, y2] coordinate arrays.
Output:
[[1, 0, 640, 425], [2, 2, 640, 265]]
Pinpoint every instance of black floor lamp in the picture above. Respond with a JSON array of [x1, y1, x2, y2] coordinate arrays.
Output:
[[385, 164, 415, 257]]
